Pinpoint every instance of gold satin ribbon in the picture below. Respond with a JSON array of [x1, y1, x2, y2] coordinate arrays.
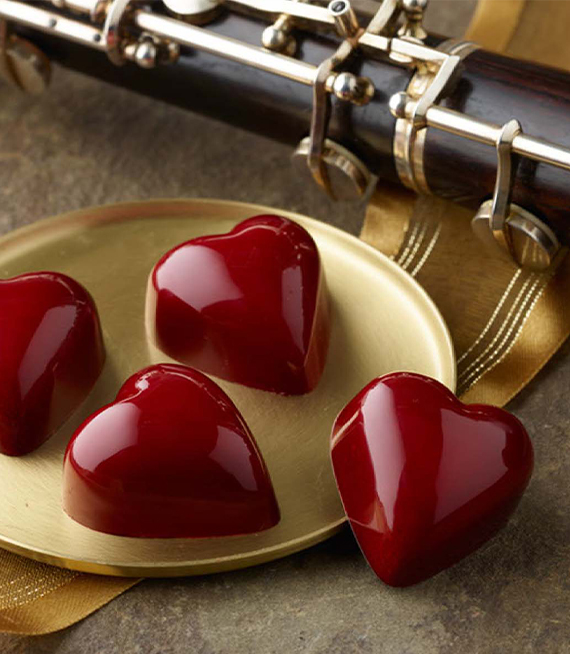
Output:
[[0, 549, 138, 635], [363, 190, 569, 406], [363, 0, 570, 407], [465, 0, 526, 52], [2, 0, 569, 635]]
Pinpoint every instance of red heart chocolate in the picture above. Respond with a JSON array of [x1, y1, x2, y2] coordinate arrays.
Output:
[[330, 372, 533, 587], [63, 363, 280, 538], [146, 215, 330, 395], [0, 272, 105, 456]]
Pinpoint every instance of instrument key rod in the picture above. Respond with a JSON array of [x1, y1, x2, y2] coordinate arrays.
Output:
[[427, 106, 570, 172], [135, 9, 325, 88], [0, 0, 105, 50], [3, 0, 570, 173]]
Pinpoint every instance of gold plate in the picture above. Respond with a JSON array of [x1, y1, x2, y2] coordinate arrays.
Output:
[[0, 199, 455, 577]]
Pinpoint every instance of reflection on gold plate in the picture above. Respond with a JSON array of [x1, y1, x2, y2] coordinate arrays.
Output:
[[0, 199, 455, 577]]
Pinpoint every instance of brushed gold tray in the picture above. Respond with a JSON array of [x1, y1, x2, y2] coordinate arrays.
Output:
[[0, 199, 455, 576]]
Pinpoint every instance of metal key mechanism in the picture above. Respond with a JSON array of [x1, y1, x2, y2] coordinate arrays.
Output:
[[2, 0, 570, 254], [0, 17, 50, 94], [471, 120, 561, 272], [292, 0, 374, 201], [389, 39, 480, 194], [50, 0, 110, 22], [292, 137, 373, 201], [162, 0, 223, 24], [104, 0, 179, 66], [261, 0, 300, 55], [398, 0, 428, 41]]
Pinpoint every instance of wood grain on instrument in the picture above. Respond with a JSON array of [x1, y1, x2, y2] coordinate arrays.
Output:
[[15, 9, 570, 241]]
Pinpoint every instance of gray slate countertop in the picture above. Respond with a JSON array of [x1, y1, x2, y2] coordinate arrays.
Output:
[[0, 2, 569, 651]]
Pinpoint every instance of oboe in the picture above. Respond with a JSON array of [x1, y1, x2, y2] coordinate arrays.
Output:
[[2, 0, 570, 271]]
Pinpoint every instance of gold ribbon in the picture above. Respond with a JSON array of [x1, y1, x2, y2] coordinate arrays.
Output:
[[0, 549, 138, 635], [363, 191, 570, 405], [2, 0, 570, 635], [363, 0, 570, 407]]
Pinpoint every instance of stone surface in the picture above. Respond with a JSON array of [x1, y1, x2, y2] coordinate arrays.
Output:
[[1, 1, 569, 651]]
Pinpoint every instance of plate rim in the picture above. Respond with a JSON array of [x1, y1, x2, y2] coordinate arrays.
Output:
[[0, 198, 456, 576], [0, 197, 456, 390]]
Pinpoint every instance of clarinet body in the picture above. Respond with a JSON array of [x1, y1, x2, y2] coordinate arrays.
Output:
[[3, 0, 570, 269]]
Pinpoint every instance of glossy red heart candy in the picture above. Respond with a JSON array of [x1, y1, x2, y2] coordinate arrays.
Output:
[[0, 272, 105, 456], [63, 363, 280, 538], [146, 215, 330, 395], [331, 372, 533, 587]]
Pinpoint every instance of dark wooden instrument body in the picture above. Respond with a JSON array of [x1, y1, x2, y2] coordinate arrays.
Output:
[[16, 10, 570, 241]]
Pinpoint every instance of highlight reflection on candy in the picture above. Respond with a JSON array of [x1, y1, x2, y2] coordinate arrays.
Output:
[[147, 215, 330, 395], [331, 372, 534, 587], [0, 272, 105, 456], [63, 364, 280, 538]]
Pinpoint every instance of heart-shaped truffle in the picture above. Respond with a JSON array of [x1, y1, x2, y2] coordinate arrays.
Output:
[[63, 364, 280, 538], [0, 272, 105, 456], [146, 215, 330, 395], [330, 372, 533, 587]]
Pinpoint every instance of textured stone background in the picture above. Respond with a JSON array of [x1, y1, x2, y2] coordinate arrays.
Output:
[[1, 1, 570, 652]]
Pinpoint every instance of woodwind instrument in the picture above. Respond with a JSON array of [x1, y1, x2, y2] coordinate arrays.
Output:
[[2, 0, 570, 271]]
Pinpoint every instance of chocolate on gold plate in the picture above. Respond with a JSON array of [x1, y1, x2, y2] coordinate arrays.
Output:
[[146, 215, 330, 395], [0, 200, 454, 575], [331, 373, 534, 587], [63, 364, 280, 538], [0, 273, 104, 456]]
